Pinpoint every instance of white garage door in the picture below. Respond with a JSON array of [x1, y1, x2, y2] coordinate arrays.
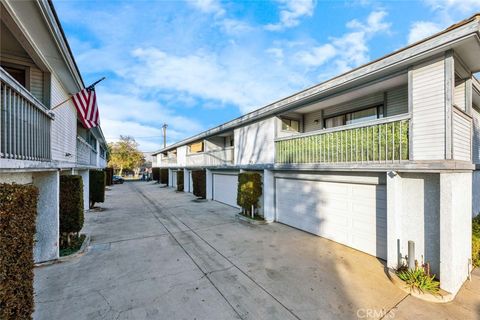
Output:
[[171, 171, 177, 188], [213, 173, 239, 208], [276, 178, 387, 260]]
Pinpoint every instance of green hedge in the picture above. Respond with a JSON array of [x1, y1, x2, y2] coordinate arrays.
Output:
[[60, 175, 84, 234], [160, 169, 169, 184], [0, 183, 38, 320], [89, 170, 105, 208], [177, 170, 184, 192], [152, 167, 160, 182], [104, 167, 114, 186], [192, 170, 206, 199], [473, 215, 480, 267], [237, 172, 262, 214]]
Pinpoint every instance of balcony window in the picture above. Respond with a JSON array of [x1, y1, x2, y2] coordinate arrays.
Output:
[[325, 105, 384, 129], [2, 65, 26, 87], [281, 118, 300, 132]]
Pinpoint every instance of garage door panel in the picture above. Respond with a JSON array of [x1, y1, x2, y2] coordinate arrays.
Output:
[[213, 174, 239, 208], [276, 177, 387, 260]]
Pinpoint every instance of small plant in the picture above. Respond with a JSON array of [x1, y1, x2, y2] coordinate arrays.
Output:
[[397, 266, 440, 294], [60, 175, 84, 247], [473, 215, 480, 267], [89, 170, 105, 208], [152, 167, 160, 182], [237, 172, 262, 218], [192, 170, 206, 198], [177, 170, 184, 192], [160, 169, 169, 184]]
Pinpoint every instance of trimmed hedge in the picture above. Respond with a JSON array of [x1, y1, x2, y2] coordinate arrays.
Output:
[[0, 183, 38, 320], [152, 167, 160, 182], [60, 175, 84, 234], [237, 172, 262, 215], [177, 170, 184, 191], [160, 169, 169, 184], [192, 170, 206, 199], [104, 167, 114, 186], [473, 215, 480, 267], [89, 170, 105, 208]]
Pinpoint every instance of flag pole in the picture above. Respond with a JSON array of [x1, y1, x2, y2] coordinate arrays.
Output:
[[50, 77, 106, 111]]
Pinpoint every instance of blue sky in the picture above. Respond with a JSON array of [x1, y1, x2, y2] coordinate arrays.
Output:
[[53, 0, 480, 151]]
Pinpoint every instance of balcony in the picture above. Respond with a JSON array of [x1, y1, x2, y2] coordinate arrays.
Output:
[[0, 67, 53, 161], [76, 136, 97, 166], [275, 115, 410, 165], [186, 146, 234, 167]]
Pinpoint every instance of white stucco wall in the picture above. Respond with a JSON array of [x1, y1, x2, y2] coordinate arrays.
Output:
[[440, 172, 472, 294], [177, 146, 187, 166], [78, 170, 89, 212], [234, 118, 275, 165], [32, 171, 60, 263], [387, 173, 440, 275], [0, 172, 33, 184]]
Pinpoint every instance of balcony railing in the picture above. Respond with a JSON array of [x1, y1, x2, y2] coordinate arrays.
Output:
[[275, 115, 410, 164], [1, 67, 53, 161], [76, 136, 97, 166], [186, 146, 234, 166]]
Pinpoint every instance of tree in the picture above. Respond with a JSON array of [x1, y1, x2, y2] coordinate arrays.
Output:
[[108, 136, 144, 176]]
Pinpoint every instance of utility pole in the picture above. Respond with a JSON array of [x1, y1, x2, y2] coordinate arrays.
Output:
[[162, 123, 168, 148]]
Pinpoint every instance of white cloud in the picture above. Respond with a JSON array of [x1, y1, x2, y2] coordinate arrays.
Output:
[[423, 0, 480, 14], [189, 0, 225, 16], [407, 21, 442, 44], [294, 10, 390, 71], [265, 0, 315, 31]]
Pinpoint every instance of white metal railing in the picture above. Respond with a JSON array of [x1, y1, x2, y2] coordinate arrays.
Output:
[[1, 67, 53, 161], [275, 114, 410, 164], [186, 146, 234, 166], [76, 136, 97, 166]]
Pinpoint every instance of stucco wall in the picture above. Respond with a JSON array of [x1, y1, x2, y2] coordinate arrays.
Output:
[[387, 173, 440, 275], [234, 118, 275, 165], [78, 170, 89, 212], [177, 146, 187, 166], [32, 171, 59, 263], [0, 172, 33, 184]]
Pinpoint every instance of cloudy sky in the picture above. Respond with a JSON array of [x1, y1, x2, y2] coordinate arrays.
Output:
[[54, 0, 480, 151]]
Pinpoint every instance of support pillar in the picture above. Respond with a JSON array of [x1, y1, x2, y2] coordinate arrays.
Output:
[[263, 169, 275, 222], [206, 169, 213, 200]]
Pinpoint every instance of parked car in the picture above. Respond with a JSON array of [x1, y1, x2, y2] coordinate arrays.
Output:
[[113, 175, 124, 184]]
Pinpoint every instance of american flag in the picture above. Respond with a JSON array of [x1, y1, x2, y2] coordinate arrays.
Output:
[[72, 87, 100, 129]]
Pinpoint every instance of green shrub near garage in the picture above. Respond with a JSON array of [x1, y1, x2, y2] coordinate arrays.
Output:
[[192, 170, 206, 199], [237, 172, 262, 215], [152, 167, 160, 182], [160, 169, 169, 184], [104, 167, 114, 186], [89, 170, 105, 208], [0, 183, 38, 320], [60, 175, 84, 235], [473, 215, 480, 267], [177, 170, 184, 192]]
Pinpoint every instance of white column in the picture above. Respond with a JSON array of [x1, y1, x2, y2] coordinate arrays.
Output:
[[440, 172, 472, 294], [78, 170, 90, 211], [96, 140, 100, 167], [168, 169, 173, 187], [183, 169, 190, 192], [263, 169, 275, 222], [206, 169, 213, 200], [32, 171, 60, 263], [386, 171, 402, 270]]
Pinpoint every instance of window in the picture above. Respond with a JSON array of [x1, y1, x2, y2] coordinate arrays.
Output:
[[324, 105, 384, 129], [281, 118, 300, 132], [2, 65, 26, 87]]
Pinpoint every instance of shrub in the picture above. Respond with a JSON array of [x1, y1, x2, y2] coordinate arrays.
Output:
[[473, 215, 480, 267], [152, 167, 160, 182], [237, 172, 262, 215], [60, 175, 84, 233], [177, 170, 184, 192], [89, 170, 105, 208], [160, 169, 169, 184], [192, 170, 206, 199], [104, 167, 114, 186], [0, 183, 38, 320], [397, 267, 440, 294]]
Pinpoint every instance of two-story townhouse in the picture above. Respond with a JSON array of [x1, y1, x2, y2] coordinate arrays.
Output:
[[0, 0, 107, 263], [152, 14, 480, 296]]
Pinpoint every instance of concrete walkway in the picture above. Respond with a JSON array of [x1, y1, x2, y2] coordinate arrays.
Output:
[[34, 181, 480, 320]]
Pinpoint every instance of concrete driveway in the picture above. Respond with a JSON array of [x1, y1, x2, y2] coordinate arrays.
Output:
[[34, 181, 480, 320]]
